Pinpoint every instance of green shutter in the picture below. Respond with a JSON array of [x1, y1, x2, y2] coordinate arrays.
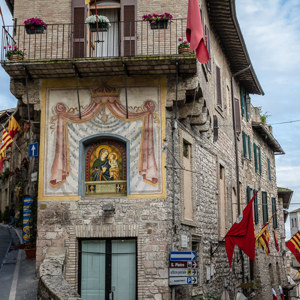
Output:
[[267, 158, 271, 182], [258, 147, 262, 175], [245, 92, 249, 121], [254, 143, 258, 172], [242, 131, 247, 158], [254, 190, 259, 224], [262, 191, 268, 224], [248, 135, 252, 160], [240, 87, 245, 117], [272, 197, 277, 229]]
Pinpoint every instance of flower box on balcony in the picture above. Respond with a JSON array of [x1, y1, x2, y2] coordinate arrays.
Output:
[[89, 22, 109, 32], [142, 13, 173, 30], [25, 24, 45, 34], [149, 20, 169, 30], [24, 18, 47, 34]]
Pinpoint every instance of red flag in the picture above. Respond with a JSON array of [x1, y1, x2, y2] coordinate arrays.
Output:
[[225, 191, 258, 267], [286, 231, 300, 264], [272, 288, 277, 300], [274, 230, 279, 252], [186, 0, 209, 63]]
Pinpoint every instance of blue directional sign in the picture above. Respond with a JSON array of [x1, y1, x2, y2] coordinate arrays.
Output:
[[29, 142, 38, 157], [170, 251, 196, 261]]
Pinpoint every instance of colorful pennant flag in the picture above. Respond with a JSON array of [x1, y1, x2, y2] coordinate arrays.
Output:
[[186, 0, 209, 63], [286, 231, 300, 265], [0, 129, 13, 156], [8, 116, 21, 138], [225, 191, 258, 267], [274, 230, 279, 252], [256, 222, 270, 255]]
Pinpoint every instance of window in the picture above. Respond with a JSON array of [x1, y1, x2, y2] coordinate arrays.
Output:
[[232, 187, 238, 222], [253, 143, 258, 172], [247, 186, 252, 203], [80, 239, 136, 300], [262, 191, 268, 224], [85, 139, 127, 196], [183, 140, 193, 222], [216, 66, 222, 108], [72, 0, 136, 58], [242, 132, 251, 159], [240, 87, 249, 121], [292, 218, 294, 228], [219, 164, 226, 238], [272, 197, 277, 229], [253, 189, 259, 224], [267, 158, 271, 182], [240, 87, 245, 117]]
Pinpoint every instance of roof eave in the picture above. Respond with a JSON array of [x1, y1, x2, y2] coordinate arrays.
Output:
[[5, 0, 14, 15], [206, 0, 264, 95], [252, 123, 285, 154]]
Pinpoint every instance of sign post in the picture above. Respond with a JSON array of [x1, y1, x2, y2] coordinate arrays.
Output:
[[29, 142, 38, 157], [169, 251, 198, 286]]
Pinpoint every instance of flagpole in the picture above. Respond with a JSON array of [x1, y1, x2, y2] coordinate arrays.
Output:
[[1, 124, 21, 152]]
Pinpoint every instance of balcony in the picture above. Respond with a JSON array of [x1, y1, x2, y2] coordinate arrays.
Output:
[[0, 19, 197, 80]]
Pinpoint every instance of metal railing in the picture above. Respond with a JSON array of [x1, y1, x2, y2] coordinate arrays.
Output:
[[85, 180, 127, 196], [1, 19, 189, 61]]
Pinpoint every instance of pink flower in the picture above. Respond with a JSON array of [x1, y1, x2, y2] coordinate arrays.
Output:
[[8, 45, 11, 48], [3, 46, 6, 49], [178, 38, 182, 41], [184, 40, 188, 44]]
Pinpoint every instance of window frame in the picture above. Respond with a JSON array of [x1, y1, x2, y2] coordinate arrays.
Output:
[[262, 191, 268, 224]]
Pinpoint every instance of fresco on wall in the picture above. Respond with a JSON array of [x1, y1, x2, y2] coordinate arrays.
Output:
[[44, 85, 162, 197]]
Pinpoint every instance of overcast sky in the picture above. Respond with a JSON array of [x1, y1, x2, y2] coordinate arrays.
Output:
[[236, 0, 300, 239], [0, 1, 299, 238]]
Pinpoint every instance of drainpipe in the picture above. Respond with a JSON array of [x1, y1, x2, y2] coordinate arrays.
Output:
[[231, 65, 251, 284]]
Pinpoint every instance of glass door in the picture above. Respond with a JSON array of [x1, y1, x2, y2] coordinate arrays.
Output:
[[80, 239, 136, 300]]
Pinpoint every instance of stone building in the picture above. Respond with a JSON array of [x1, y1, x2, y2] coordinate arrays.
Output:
[[1, 0, 288, 299]]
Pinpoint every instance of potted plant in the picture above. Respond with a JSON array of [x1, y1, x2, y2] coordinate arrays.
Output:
[[178, 38, 191, 54], [142, 12, 173, 29], [85, 15, 111, 32], [24, 17, 47, 34], [4, 45, 25, 61]]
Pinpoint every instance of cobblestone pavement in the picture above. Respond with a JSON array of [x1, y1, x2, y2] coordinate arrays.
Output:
[[0, 225, 38, 300]]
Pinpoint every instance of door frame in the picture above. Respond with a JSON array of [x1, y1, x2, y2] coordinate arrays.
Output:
[[78, 237, 138, 300]]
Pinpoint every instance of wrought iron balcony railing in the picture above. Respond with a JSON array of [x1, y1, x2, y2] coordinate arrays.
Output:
[[1, 19, 191, 61]]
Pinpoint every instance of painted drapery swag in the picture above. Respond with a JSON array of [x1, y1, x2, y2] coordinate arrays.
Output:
[[50, 87, 158, 188]]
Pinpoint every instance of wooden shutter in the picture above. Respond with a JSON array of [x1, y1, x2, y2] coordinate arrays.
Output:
[[240, 87, 245, 117], [258, 146, 262, 175], [213, 115, 218, 142], [248, 135, 251, 160], [262, 191, 268, 224], [253, 143, 258, 172], [272, 197, 277, 229], [72, 0, 87, 58], [242, 131, 247, 158], [245, 92, 250, 121], [254, 190, 259, 224], [205, 25, 211, 72], [234, 98, 241, 133], [121, 0, 136, 56], [267, 158, 271, 182], [216, 66, 222, 107]]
